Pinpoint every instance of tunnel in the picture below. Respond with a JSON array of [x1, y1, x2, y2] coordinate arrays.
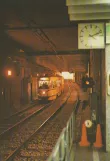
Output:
[[0, 1, 110, 161]]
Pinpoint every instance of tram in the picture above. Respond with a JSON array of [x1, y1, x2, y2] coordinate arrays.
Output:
[[37, 76, 64, 100]]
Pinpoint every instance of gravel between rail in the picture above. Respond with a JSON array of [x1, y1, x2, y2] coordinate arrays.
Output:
[[0, 102, 52, 137], [14, 90, 77, 161], [0, 91, 70, 161]]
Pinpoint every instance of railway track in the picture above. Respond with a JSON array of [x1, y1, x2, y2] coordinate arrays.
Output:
[[9, 90, 77, 161], [6, 93, 72, 161], [0, 101, 52, 138], [0, 91, 70, 161]]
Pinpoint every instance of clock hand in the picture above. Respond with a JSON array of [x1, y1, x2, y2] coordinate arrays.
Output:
[[89, 34, 96, 39], [89, 32, 102, 37]]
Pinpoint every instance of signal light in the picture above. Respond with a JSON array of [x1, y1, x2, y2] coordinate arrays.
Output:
[[86, 81, 89, 85], [8, 70, 12, 76]]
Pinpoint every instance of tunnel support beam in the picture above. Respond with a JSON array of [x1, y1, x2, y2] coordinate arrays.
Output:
[[89, 49, 107, 148], [90, 47, 110, 151], [89, 49, 101, 93]]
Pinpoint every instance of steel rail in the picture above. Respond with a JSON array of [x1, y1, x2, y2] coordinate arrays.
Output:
[[5, 93, 70, 161], [3, 100, 39, 120], [0, 102, 52, 139]]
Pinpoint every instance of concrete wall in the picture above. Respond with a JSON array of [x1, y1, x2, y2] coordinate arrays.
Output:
[[75, 72, 83, 84], [105, 45, 110, 151], [0, 55, 38, 118]]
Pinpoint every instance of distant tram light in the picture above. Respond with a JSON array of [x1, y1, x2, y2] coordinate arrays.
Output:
[[8, 70, 12, 76]]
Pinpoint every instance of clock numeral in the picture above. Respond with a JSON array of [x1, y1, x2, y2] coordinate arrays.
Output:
[[90, 24, 92, 28], [85, 26, 87, 29]]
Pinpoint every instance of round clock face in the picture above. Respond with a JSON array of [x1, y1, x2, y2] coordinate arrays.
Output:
[[78, 23, 105, 49]]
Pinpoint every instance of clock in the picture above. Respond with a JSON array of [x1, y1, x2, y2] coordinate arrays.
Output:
[[78, 23, 105, 49]]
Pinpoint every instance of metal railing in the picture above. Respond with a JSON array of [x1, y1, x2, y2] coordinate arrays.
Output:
[[47, 101, 78, 161]]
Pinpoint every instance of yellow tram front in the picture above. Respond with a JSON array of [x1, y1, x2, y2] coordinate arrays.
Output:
[[38, 76, 64, 101]]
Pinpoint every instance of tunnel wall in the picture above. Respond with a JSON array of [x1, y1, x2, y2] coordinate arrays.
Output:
[[75, 72, 83, 84], [0, 31, 41, 119], [0, 55, 39, 119]]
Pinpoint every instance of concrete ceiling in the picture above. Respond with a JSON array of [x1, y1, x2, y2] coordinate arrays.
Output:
[[1, 0, 109, 73], [34, 54, 88, 72]]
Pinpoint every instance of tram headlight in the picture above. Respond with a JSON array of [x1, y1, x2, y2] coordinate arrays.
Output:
[[42, 91, 46, 94]]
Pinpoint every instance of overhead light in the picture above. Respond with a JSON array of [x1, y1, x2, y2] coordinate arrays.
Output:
[[8, 70, 12, 76]]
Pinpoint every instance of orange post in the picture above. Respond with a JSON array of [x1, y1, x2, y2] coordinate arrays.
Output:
[[94, 124, 103, 148], [79, 123, 90, 147]]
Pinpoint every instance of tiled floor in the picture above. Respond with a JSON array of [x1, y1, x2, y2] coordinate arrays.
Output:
[[70, 143, 110, 161], [69, 144, 76, 161], [74, 144, 93, 161]]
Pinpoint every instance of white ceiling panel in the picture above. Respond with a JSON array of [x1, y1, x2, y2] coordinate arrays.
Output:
[[66, 0, 110, 6], [69, 13, 110, 21], [68, 5, 110, 14], [66, 0, 110, 21]]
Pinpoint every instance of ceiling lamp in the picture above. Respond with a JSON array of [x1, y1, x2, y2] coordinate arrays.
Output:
[[8, 70, 12, 76]]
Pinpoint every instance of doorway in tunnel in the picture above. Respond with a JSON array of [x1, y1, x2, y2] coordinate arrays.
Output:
[[0, 86, 12, 118]]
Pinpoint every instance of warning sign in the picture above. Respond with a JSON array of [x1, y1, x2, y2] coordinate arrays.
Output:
[[85, 120, 92, 128]]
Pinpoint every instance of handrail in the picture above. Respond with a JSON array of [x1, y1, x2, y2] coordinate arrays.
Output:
[[47, 100, 78, 161]]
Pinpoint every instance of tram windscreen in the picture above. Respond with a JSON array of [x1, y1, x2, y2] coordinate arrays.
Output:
[[39, 80, 49, 89]]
